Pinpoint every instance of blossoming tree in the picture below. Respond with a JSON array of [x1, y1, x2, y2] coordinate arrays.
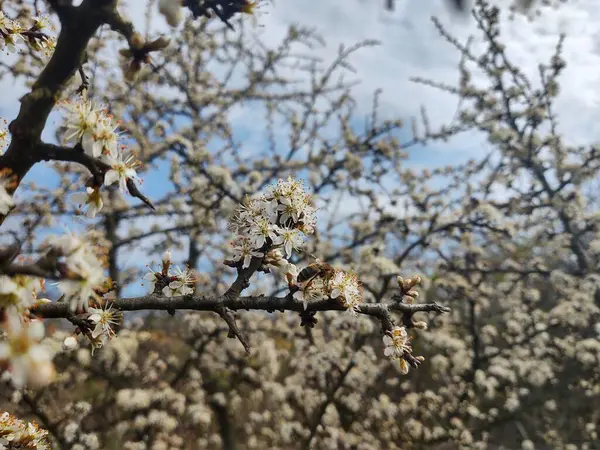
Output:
[[1, 0, 599, 449]]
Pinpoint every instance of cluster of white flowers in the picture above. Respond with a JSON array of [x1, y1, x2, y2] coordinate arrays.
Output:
[[46, 232, 106, 312], [0, 315, 55, 388], [0, 231, 109, 388], [383, 326, 413, 374], [329, 270, 363, 313], [226, 177, 365, 313], [293, 266, 363, 312], [0, 411, 50, 448], [0, 274, 46, 319], [229, 176, 317, 269], [62, 95, 141, 218], [143, 250, 196, 297], [0, 12, 55, 54]]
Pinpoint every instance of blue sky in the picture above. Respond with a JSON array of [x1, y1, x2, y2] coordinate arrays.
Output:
[[3, 0, 600, 298]]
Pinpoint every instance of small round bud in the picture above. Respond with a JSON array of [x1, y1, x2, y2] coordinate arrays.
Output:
[[407, 290, 419, 299], [130, 33, 145, 50], [63, 336, 78, 350], [396, 276, 404, 289]]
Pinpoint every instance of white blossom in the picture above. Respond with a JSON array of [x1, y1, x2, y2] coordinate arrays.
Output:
[[72, 187, 104, 218], [0, 316, 55, 388], [230, 238, 264, 269], [383, 326, 411, 361], [104, 153, 139, 194], [162, 267, 195, 297], [88, 303, 121, 341]]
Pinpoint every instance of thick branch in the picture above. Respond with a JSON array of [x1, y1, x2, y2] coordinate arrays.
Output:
[[0, 0, 138, 226], [0, 2, 105, 191], [38, 142, 111, 181]]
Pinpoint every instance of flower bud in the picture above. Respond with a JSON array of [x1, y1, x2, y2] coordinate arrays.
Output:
[[413, 321, 428, 330], [63, 336, 78, 350], [407, 290, 419, 299], [398, 358, 410, 375], [130, 33, 144, 49], [396, 276, 404, 290], [161, 249, 172, 275]]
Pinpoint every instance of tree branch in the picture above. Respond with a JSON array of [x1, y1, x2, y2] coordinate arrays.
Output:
[[30, 293, 450, 333], [0, 0, 145, 226], [38, 142, 111, 180]]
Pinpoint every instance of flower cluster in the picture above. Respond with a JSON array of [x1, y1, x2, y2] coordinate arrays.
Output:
[[293, 265, 364, 312], [45, 231, 107, 312], [383, 326, 412, 374], [0, 11, 55, 55], [329, 270, 363, 313], [143, 250, 196, 297], [0, 232, 108, 388], [0, 232, 106, 388], [0, 411, 50, 448], [62, 95, 141, 218], [0, 315, 55, 388], [228, 177, 317, 269], [0, 274, 47, 319]]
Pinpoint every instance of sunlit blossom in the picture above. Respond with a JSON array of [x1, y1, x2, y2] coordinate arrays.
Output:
[[62, 98, 100, 145], [231, 238, 264, 269], [383, 326, 411, 361], [104, 153, 139, 194], [88, 303, 122, 340], [162, 267, 196, 297]]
